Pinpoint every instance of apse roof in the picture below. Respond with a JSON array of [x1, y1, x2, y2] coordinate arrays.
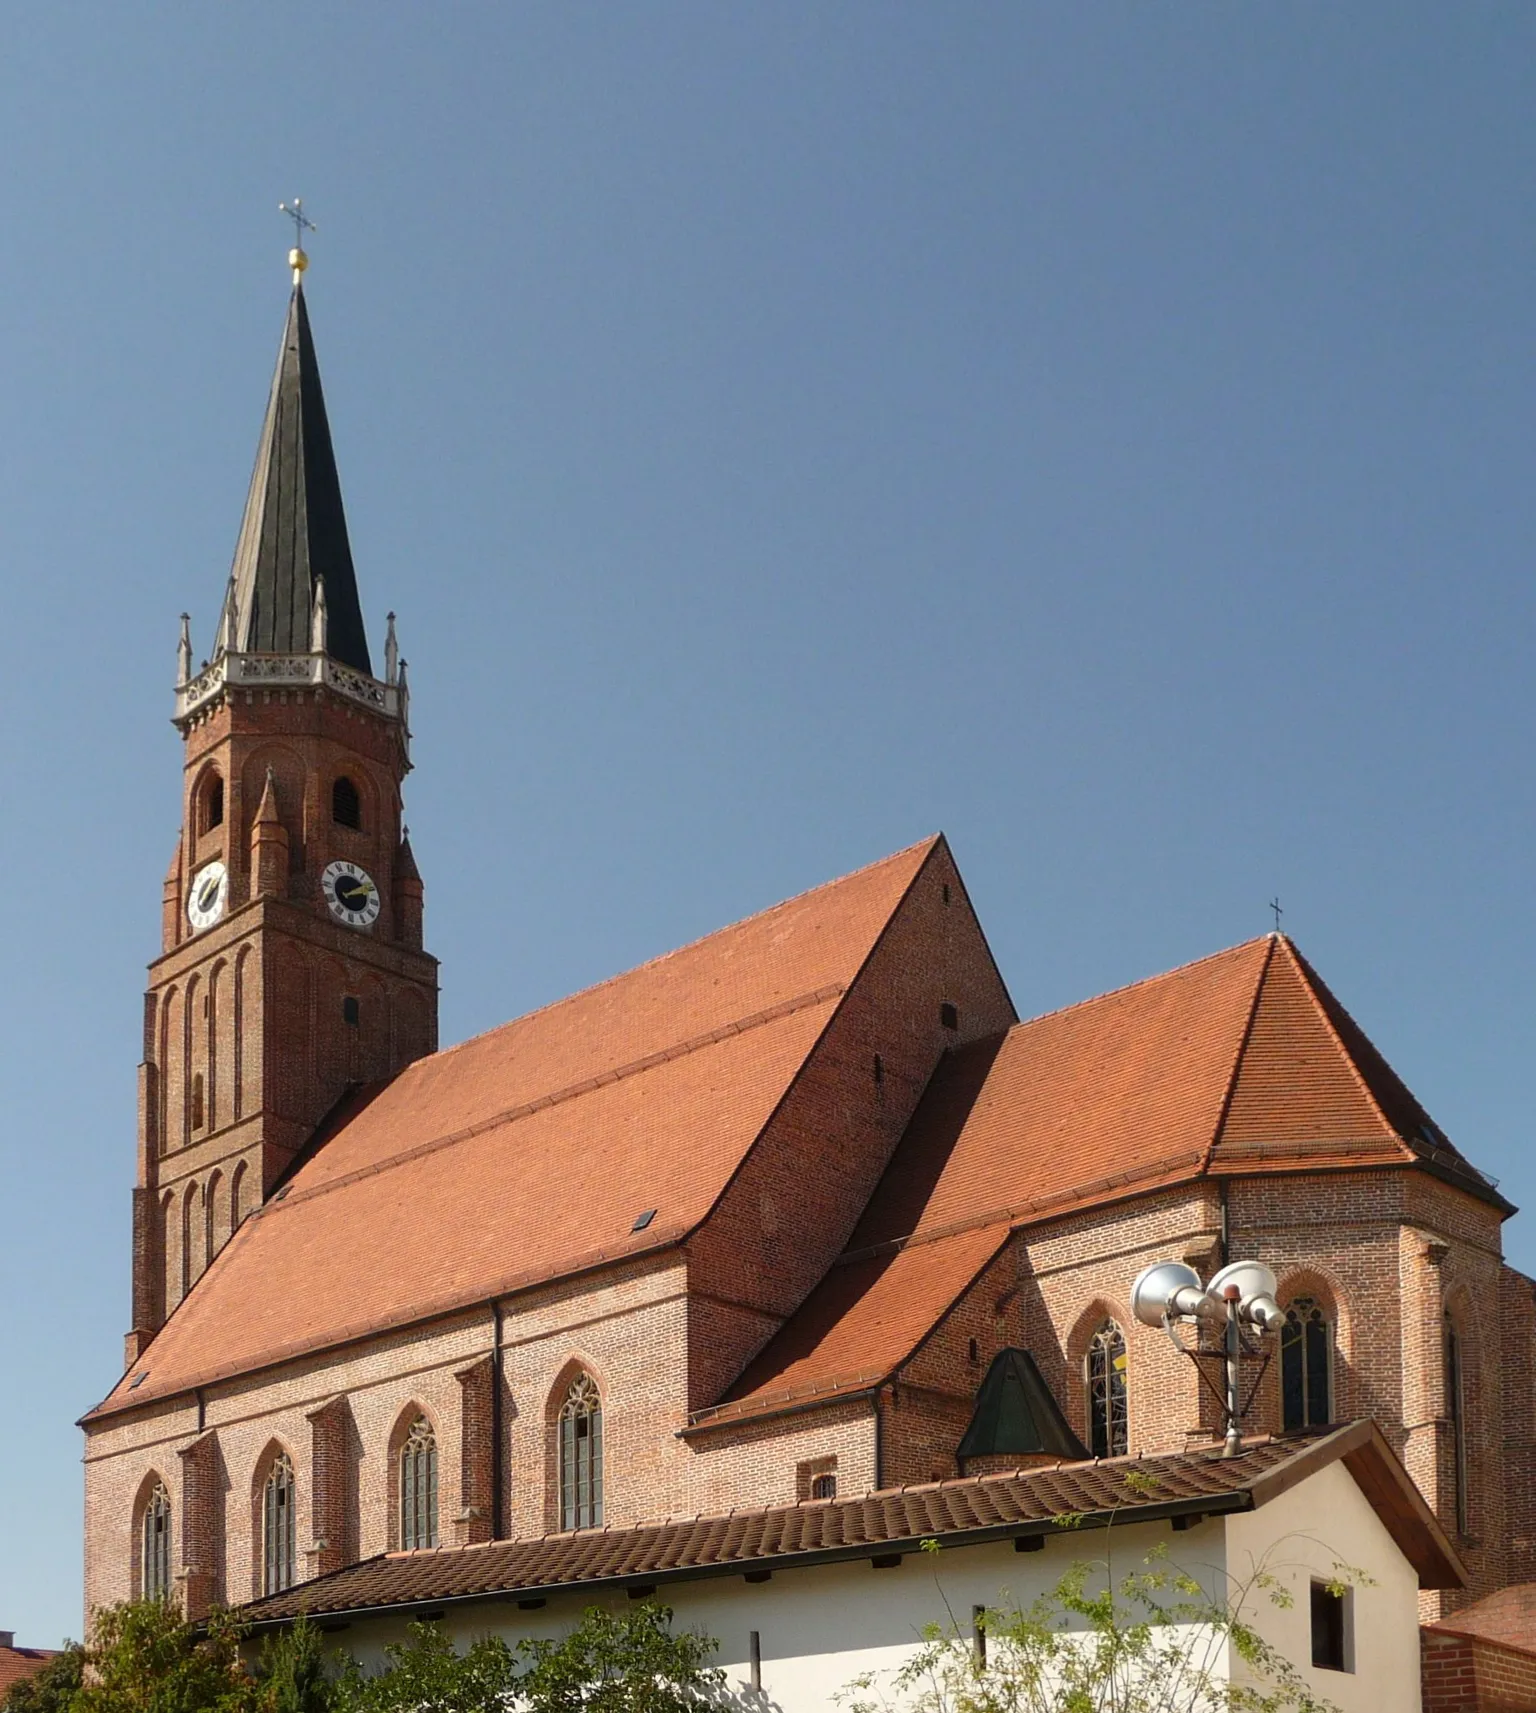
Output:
[[710, 932, 1503, 1425]]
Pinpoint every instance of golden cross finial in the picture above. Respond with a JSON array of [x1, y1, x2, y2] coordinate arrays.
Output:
[[279, 198, 316, 283]]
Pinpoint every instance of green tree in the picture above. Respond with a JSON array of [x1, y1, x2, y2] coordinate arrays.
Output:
[[517, 1603, 722, 1713], [0, 1644, 84, 1713], [72, 1601, 256, 1713], [840, 1538, 1362, 1713], [254, 1616, 351, 1713], [344, 1623, 518, 1713]]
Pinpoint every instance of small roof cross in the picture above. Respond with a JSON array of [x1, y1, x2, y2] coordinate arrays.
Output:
[[1269, 897, 1283, 934], [279, 199, 316, 282]]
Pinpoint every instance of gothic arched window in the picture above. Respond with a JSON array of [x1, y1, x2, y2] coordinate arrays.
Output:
[[1281, 1298, 1333, 1431], [141, 1482, 172, 1601], [262, 1453, 297, 1595], [1086, 1321, 1128, 1458], [200, 774, 224, 833], [332, 776, 362, 830], [399, 1416, 439, 1550], [559, 1373, 603, 1531], [1446, 1313, 1468, 1534]]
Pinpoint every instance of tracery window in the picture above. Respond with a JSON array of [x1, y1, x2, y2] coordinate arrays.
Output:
[[141, 1482, 172, 1601], [399, 1416, 439, 1551], [1086, 1321, 1128, 1458], [262, 1453, 297, 1595], [1281, 1297, 1333, 1431], [559, 1373, 603, 1531]]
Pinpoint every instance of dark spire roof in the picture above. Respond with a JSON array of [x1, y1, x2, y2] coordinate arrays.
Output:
[[956, 1348, 1090, 1465], [220, 284, 372, 674]]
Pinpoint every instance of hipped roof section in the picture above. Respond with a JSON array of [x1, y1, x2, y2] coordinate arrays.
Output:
[[712, 932, 1503, 1424], [88, 839, 942, 1419]]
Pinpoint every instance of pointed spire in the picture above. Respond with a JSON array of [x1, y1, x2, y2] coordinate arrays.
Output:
[[254, 766, 282, 825], [384, 612, 399, 686], [177, 614, 192, 685], [222, 283, 372, 673]]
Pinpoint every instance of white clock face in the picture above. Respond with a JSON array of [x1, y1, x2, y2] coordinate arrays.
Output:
[[321, 859, 381, 929], [187, 860, 229, 932]]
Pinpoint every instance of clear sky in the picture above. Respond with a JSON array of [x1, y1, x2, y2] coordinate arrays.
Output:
[[1, 4, 1532, 1645]]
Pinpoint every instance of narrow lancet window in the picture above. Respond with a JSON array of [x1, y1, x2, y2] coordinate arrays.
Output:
[[263, 1452, 297, 1595], [1087, 1321, 1128, 1458], [1281, 1297, 1333, 1430], [141, 1482, 172, 1601], [559, 1373, 603, 1531], [332, 776, 362, 830], [400, 1416, 439, 1550]]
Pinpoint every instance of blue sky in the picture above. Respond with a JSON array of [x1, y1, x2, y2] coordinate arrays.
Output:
[[1, 5, 1532, 1644]]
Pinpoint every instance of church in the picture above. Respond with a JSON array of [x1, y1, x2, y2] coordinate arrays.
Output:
[[81, 252, 1536, 1638]]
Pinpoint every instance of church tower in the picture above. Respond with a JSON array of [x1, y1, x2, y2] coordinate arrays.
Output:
[[127, 251, 438, 1365]]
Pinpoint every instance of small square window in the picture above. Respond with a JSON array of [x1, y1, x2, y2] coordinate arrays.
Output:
[[342, 996, 360, 1027], [1310, 1581, 1351, 1672]]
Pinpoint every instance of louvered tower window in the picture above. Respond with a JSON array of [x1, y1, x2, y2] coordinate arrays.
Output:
[[1087, 1322, 1128, 1458], [559, 1373, 603, 1531], [400, 1416, 439, 1550], [1281, 1298, 1333, 1430], [262, 1453, 297, 1595], [141, 1482, 172, 1601]]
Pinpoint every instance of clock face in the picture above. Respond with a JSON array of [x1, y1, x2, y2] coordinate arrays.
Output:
[[321, 859, 381, 929], [187, 860, 229, 932]]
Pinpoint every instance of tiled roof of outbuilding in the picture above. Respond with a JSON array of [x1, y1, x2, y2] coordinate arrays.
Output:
[[711, 933, 1501, 1423], [237, 1421, 1462, 1626], [88, 838, 942, 1419], [0, 1643, 60, 1695]]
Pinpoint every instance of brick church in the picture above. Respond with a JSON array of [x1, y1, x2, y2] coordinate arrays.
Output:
[[81, 260, 1536, 1631]]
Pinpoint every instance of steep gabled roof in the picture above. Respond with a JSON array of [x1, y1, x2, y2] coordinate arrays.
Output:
[[220, 284, 371, 673], [88, 839, 941, 1420], [715, 934, 1501, 1423]]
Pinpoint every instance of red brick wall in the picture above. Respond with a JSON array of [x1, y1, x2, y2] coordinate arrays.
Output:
[[1423, 1629, 1536, 1711], [683, 840, 1015, 1405]]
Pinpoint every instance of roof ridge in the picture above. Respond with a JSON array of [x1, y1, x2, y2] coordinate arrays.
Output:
[[1265, 936, 1413, 1161], [1201, 935, 1278, 1172], [421, 836, 942, 1069], [1007, 935, 1273, 1038]]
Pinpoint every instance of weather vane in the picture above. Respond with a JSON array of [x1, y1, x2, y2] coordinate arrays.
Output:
[[279, 198, 316, 284]]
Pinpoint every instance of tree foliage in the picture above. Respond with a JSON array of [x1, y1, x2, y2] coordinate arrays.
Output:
[[839, 1538, 1361, 1713], [1, 1645, 85, 1713], [21, 1600, 718, 1713]]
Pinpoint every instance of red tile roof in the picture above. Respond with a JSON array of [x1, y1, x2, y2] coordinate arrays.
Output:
[[0, 1644, 60, 1696], [235, 1421, 1462, 1626], [714, 934, 1498, 1422], [90, 839, 941, 1419], [1424, 1583, 1536, 1657]]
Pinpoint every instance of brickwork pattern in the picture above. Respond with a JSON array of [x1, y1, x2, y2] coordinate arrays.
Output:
[[1422, 1629, 1536, 1711]]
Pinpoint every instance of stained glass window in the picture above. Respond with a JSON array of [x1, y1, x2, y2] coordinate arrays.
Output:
[[400, 1416, 439, 1550], [141, 1482, 171, 1601], [263, 1453, 297, 1595], [559, 1374, 603, 1530], [1087, 1322, 1128, 1458], [1281, 1298, 1333, 1430]]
